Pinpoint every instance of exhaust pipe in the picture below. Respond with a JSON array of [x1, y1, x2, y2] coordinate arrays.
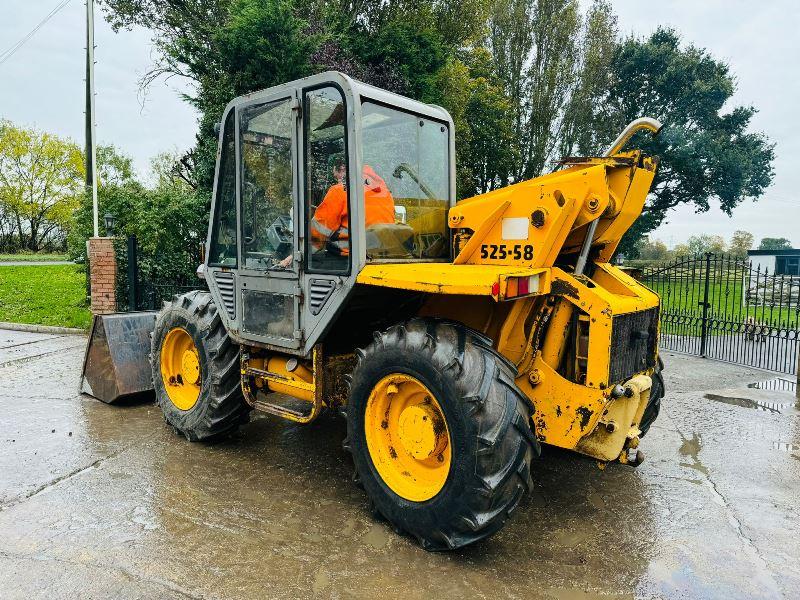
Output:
[[574, 117, 663, 276], [604, 117, 663, 157]]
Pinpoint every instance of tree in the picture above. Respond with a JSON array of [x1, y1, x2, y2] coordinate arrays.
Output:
[[0, 121, 84, 251], [559, 0, 617, 156], [96, 144, 135, 186], [149, 151, 196, 191], [431, 48, 518, 195], [603, 29, 774, 254], [672, 243, 690, 257], [759, 237, 793, 250], [729, 230, 754, 257], [634, 237, 669, 262], [487, 0, 589, 179], [687, 234, 726, 255]]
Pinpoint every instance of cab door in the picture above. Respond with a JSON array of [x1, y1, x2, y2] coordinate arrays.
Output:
[[298, 83, 358, 351], [236, 91, 303, 350]]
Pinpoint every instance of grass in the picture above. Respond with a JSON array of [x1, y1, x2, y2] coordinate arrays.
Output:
[[0, 264, 91, 329], [0, 253, 69, 262]]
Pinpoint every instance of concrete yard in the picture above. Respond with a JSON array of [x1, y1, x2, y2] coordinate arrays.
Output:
[[1, 328, 798, 599]]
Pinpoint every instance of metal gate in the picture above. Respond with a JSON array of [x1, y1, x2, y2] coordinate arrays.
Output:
[[642, 253, 800, 375], [116, 235, 205, 312]]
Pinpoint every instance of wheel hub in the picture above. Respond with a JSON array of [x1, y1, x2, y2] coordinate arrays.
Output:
[[181, 349, 200, 385], [160, 327, 201, 411], [397, 404, 447, 460], [364, 373, 452, 502]]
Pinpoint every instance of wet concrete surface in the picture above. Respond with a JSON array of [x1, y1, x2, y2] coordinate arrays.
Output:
[[1, 330, 799, 599]]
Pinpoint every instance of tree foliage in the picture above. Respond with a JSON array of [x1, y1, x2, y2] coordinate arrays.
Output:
[[68, 149, 207, 292], [729, 230, 754, 257], [604, 29, 775, 253], [687, 234, 726, 256], [0, 121, 84, 252], [634, 237, 669, 262], [759, 237, 793, 250]]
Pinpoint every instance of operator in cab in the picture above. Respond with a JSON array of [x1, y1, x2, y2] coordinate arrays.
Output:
[[310, 156, 395, 256]]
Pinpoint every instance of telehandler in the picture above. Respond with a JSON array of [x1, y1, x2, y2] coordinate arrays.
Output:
[[82, 71, 665, 550]]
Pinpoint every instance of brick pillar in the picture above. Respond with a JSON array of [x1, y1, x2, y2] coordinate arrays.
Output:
[[88, 237, 117, 314]]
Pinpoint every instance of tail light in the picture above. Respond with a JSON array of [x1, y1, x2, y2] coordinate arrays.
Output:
[[504, 275, 539, 299]]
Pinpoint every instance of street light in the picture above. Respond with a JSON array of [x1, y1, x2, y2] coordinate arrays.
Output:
[[104, 213, 115, 237]]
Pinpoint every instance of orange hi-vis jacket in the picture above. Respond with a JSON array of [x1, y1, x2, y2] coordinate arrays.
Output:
[[310, 165, 395, 255]]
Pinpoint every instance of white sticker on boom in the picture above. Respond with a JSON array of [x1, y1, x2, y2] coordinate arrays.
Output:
[[501, 217, 529, 240]]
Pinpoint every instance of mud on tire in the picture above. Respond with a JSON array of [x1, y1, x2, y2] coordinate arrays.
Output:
[[346, 318, 539, 551], [151, 290, 251, 441]]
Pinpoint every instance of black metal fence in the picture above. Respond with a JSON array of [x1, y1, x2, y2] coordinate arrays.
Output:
[[116, 235, 205, 312], [642, 253, 800, 375]]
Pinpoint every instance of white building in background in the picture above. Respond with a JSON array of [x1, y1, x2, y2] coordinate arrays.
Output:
[[747, 249, 800, 276], [745, 248, 800, 308]]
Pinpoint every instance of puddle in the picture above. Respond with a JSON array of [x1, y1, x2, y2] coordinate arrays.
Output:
[[703, 393, 797, 414], [679, 432, 702, 461], [748, 378, 797, 393], [678, 432, 708, 475], [362, 522, 392, 549]]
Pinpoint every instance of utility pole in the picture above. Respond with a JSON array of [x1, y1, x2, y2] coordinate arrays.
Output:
[[85, 0, 99, 237]]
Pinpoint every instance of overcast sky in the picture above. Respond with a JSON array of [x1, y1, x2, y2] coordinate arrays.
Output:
[[1, 0, 798, 247]]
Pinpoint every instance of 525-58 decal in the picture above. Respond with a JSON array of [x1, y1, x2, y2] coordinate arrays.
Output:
[[480, 244, 534, 260]]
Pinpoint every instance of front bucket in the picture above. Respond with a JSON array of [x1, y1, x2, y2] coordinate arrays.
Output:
[[80, 311, 157, 404]]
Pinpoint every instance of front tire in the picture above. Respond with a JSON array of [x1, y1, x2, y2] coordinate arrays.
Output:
[[151, 290, 251, 441], [346, 318, 539, 550], [639, 356, 665, 437]]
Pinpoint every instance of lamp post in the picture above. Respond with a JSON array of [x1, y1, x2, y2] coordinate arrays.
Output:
[[104, 213, 115, 237], [86, 0, 99, 238]]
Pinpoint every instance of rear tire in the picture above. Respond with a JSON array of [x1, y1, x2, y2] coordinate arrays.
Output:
[[151, 290, 251, 441], [639, 356, 665, 437], [346, 318, 539, 550]]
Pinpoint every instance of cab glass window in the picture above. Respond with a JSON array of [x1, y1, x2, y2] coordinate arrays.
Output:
[[209, 109, 237, 266], [305, 86, 349, 274], [361, 102, 450, 260], [240, 99, 294, 270]]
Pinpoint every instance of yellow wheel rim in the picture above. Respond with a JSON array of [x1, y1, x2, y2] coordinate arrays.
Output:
[[364, 374, 451, 502], [160, 327, 201, 411]]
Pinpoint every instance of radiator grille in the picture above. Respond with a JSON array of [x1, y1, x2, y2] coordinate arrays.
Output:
[[213, 271, 236, 320], [609, 307, 659, 384], [309, 279, 335, 315]]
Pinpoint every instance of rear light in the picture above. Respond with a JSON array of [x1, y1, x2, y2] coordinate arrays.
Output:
[[505, 275, 539, 299]]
